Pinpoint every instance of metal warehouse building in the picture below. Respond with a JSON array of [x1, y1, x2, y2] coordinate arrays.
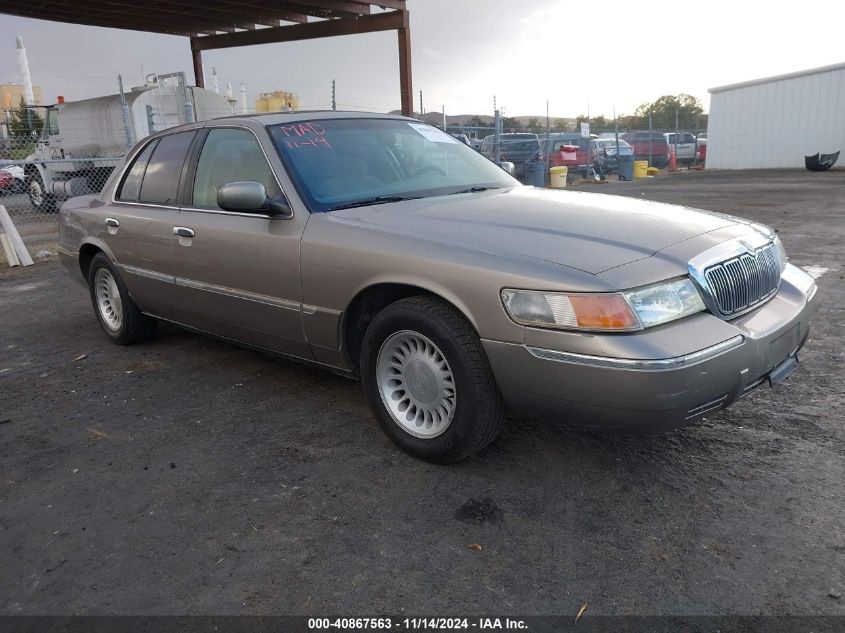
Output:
[[707, 62, 845, 169]]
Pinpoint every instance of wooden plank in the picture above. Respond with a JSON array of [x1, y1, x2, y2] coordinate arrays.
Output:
[[0, 206, 34, 267], [0, 233, 20, 267]]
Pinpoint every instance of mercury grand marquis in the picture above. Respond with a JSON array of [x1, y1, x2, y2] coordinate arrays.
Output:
[[57, 112, 818, 462]]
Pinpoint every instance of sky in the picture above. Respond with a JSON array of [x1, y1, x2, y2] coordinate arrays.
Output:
[[1, 0, 844, 119]]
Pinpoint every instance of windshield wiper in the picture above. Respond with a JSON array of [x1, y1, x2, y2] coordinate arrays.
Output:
[[449, 186, 499, 195], [327, 195, 421, 211]]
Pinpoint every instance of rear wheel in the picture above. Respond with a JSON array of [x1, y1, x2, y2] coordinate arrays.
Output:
[[361, 296, 505, 463], [87, 253, 157, 345]]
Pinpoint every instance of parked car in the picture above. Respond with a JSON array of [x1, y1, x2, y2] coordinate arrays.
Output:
[[57, 112, 817, 463], [697, 136, 707, 163], [592, 138, 634, 173], [620, 131, 670, 167], [480, 133, 542, 168], [0, 165, 26, 194], [545, 136, 632, 176], [664, 132, 698, 165]]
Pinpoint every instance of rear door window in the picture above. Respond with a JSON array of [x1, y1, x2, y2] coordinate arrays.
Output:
[[117, 139, 158, 202], [138, 131, 196, 205]]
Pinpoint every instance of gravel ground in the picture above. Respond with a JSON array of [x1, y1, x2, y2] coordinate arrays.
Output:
[[1, 169, 843, 617]]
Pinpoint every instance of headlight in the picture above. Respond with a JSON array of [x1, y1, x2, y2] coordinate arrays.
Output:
[[501, 289, 640, 331], [773, 234, 788, 272], [623, 278, 706, 328], [502, 278, 706, 332]]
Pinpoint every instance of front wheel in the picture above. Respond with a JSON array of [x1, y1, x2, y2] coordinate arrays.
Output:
[[360, 296, 505, 463], [27, 171, 57, 213]]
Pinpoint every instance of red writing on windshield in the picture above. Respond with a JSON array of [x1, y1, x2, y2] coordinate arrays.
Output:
[[279, 122, 332, 150]]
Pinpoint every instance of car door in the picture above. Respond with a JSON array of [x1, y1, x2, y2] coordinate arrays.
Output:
[[169, 125, 311, 358], [104, 130, 197, 319]]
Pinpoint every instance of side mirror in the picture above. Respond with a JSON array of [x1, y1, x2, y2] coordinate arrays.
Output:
[[217, 181, 292, 218], [499, 161, 515, 175]]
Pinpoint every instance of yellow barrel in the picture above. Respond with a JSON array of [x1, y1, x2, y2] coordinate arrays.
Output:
[[633, 160, 649, 178], [549, 166, 568, 188]]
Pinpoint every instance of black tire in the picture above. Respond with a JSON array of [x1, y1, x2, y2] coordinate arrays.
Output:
[[27, 170, 57, 213], [360, 295, 506, 463], [87, 253, 157, 345]]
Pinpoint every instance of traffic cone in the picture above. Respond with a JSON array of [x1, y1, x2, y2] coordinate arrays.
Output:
[[669, 148, 677, 172]]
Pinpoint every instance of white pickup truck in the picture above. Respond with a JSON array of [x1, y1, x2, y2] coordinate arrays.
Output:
[[664, 132, 697, 166]]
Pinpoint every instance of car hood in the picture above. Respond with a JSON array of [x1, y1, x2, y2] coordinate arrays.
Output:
[[327, 187, 740, 274]]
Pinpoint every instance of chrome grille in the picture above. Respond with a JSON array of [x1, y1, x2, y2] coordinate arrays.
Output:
[[704, 242, 780, 317]]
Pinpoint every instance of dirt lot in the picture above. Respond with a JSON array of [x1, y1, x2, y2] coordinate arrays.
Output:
[[1, 169, 843, 616]]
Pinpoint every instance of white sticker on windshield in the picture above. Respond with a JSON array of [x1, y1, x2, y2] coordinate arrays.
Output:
[[407, 122, 459, 144]]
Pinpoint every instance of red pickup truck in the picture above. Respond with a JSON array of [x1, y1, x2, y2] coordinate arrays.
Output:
[[546, 135, 590, 170], [620, 131, 670, 168]]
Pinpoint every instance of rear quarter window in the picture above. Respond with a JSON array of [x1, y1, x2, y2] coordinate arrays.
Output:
[[117, 139, 158, 202]]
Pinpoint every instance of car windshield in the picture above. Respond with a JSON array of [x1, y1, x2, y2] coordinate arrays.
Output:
[[269, 118, 517, 212]]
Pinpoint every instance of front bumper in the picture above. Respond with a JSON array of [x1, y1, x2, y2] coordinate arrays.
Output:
[[482, 264, 818, 430]]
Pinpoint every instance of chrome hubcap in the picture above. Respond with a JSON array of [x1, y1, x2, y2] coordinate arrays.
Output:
[[29, 180, 43, 206], [376, 330, 456, 438], [95, 268, 123, 331]]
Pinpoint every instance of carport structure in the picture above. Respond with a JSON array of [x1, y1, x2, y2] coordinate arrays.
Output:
[[0, 1, 413, 116]]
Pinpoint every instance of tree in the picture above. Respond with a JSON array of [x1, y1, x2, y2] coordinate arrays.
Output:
[[526, 117, 541, 132], [467, 115, 486, 128], [8, 96, 43, 137], [632, 94, 704, 130], [501, 117, 522, 132], [575, 114, 611, 131]]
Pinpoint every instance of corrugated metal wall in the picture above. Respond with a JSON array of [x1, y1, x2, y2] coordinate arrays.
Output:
[[707, 64, 845, 169]]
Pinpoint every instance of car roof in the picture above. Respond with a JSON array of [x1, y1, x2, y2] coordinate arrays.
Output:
[[209, 110, 417, 127], [140, 110, 428, 143]]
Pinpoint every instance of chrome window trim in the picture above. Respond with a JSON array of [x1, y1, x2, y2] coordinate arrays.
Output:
[[178, 206, 277, 219], [109, 201, 180, 211], [526, 335, 745, 371]]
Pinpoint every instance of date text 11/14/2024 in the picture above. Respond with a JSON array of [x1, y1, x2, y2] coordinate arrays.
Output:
[[308, 618, 528, 630]]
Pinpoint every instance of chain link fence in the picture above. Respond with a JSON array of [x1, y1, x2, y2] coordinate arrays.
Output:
[[1, 134, 123, 225], [1, 119, 708, 222]]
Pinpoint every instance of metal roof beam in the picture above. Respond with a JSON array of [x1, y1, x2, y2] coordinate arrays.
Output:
[[191, 9, 404, 50]]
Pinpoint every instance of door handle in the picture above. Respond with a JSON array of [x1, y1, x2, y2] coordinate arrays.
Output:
[[173, 227, 195, 238], [105, 218, 120, 227]]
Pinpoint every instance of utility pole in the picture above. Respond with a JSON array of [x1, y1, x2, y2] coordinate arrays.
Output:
[[442, 105, 446, 130], [331, 79, 336, 111], [117, 74, 135, 150], [419, 90, 424, 119], [673, 108, 680, 171], [544, 99, 550, 187], [648, 112, 653, 166]]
